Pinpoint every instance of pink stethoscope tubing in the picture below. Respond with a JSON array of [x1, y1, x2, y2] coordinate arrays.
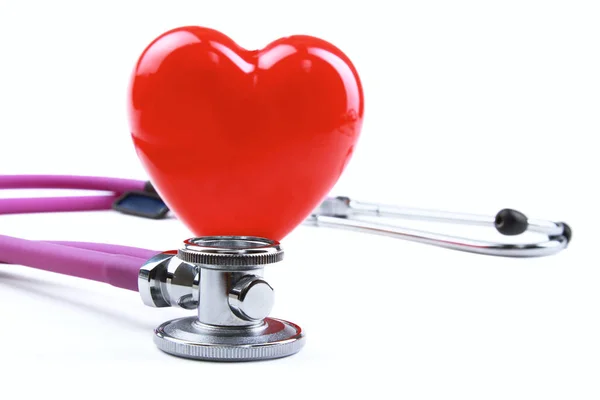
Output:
[[0, 175, 158, 291]]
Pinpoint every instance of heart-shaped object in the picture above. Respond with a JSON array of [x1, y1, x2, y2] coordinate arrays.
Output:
[[128, 26, 364, 240]]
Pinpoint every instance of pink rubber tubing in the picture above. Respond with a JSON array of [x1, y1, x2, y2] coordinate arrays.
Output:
[[0, 175, 160, 291]]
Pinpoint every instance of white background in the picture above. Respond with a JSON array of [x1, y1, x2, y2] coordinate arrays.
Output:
[[0, 0, 597, 398]]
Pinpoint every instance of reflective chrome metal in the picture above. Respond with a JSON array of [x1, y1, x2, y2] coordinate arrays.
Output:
[[178, 236, 284, 269], [141, 236, 304, 361], [138, 251, 199, 309], [154, 317, 304, 361], [197, 269, 263, 327], [307, 197, 570, 257], [229, 275, 275, 321]]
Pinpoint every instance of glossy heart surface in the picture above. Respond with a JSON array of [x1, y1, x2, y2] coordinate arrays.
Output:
[[128, 26, 364, 240]]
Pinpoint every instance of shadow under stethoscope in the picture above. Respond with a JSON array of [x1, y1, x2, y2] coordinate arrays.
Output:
[[0, 270, 160, 332], [0, 271, 288, 364]]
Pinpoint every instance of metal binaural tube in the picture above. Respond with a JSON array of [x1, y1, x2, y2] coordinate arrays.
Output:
[[308, 197, 570, 258], [310, 215, 568, 257]]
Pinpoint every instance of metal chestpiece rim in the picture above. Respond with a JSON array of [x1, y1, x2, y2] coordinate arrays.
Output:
[[142, 235, 304, 361], [154, 317, 305, 362], [177, 236, 284, 269]]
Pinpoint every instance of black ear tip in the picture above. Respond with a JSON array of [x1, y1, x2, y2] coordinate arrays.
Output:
[[495, 208, 528, 236], [557, 222, 572, 244]]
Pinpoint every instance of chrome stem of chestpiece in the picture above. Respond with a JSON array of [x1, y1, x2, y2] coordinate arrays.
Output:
[[307, 197, 572, 257], [139, 236, 304, 361]]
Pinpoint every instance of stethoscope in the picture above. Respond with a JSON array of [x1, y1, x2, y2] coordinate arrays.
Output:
[[0, 174, 572, 361]]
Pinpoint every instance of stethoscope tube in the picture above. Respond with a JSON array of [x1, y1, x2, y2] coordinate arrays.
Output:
[[0, 235, 152, 291], [307, 197, 571, 257], [0, 174, 571, 291], [307, 215, 568, 257], [0, 175, 159, 290]]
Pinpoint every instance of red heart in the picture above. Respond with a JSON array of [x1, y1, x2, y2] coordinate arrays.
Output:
[[128, 26, 364, 240]]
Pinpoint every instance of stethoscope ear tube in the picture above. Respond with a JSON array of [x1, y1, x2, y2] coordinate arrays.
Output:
[[307, 197, 571, 257]]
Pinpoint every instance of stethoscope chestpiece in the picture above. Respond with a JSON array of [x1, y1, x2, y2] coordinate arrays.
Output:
[[138, 236, 305, 361]]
